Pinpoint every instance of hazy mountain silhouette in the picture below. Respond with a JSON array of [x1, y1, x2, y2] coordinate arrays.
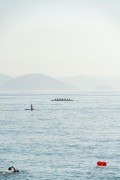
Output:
[[58, 75, 104, 90], [0, 73, 76, 91], [1, 73, 120, 92], [58, 75, 119, 90], [0, 74, 13, 86]]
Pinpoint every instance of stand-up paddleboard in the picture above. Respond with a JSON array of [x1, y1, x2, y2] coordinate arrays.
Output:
[[25, 104, 34, 110], [25, 109, 32, 110]]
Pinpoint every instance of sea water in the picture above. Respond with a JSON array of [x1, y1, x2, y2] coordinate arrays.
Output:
[[0, 91, 120, 180]]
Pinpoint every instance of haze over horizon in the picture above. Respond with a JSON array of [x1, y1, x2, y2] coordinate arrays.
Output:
[[1, 0, 120, 78]]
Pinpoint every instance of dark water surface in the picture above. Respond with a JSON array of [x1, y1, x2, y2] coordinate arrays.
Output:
[[0, 91, 120, 179]]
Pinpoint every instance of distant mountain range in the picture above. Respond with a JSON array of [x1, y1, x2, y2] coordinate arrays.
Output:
[[0, 73, 76, 92], [0, 73, 120, 92], [0, 74, 13, 86], [58, 75, 120, 90]]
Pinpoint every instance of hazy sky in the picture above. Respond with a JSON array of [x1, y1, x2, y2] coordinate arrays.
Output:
[[0, 0, 120, 77]]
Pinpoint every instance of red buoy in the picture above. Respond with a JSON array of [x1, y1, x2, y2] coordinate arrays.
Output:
[[97, 161, 107, 166]]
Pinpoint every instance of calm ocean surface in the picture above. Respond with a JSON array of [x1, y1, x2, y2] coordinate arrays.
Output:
[[0, 91, 120, 180]]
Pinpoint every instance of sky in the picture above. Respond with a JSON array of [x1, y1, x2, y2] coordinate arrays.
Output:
[[0, 0, 120, 78]]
